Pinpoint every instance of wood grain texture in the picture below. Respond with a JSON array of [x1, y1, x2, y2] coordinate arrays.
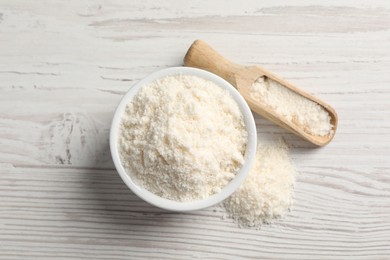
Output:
[[1, 1, 390, 259]]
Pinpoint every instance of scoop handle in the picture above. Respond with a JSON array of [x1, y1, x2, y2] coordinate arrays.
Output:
[[184, 40, 243, 86]]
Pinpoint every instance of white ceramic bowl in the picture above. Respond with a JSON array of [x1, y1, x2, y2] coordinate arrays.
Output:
[[110, 67, 257, 212]]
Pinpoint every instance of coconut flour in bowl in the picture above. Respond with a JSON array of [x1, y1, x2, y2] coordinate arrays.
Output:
[[118, 74, 248, 202]]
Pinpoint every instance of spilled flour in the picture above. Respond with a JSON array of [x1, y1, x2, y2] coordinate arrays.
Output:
[[223, 140, 296, 228]]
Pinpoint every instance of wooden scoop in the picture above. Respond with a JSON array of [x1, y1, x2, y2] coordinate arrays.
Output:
[[184, 40, 338, 146]]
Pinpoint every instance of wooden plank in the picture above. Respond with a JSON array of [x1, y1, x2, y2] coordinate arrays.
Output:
[[0, 166, 389, 259]]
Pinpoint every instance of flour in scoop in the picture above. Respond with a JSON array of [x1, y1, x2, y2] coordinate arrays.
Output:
[[119, 75, 247, 201], [223, 140, 296, 228], [250, 77, 333, 136]]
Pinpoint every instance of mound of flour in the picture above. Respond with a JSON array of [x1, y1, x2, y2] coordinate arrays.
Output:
[[223, 140, 296, 227], [119, 74, 247, 201]]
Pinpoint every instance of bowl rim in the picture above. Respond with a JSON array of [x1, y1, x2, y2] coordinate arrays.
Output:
[[110, 67, 257, 212]]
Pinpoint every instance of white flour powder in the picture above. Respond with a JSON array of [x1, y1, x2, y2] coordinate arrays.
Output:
[[223, 140, 296, 227], [119, 74, 247, 201], [250, 77, 333, 136]]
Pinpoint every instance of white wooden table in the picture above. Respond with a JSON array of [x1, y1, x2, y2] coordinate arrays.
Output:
[[1, 1, 390, 259]]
